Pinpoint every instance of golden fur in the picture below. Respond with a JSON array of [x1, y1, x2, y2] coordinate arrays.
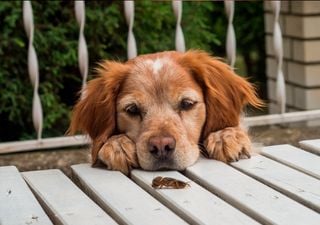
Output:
[[69, 50, 262, 174]]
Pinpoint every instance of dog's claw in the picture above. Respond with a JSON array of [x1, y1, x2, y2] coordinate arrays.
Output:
[[242, 148, 251, 159]]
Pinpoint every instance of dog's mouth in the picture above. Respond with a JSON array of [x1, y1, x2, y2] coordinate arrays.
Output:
[[145, 157, 190, 171], [152, 158, 177, 170]]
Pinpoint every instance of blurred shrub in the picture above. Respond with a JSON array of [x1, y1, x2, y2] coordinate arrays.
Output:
[[0, 1, 264, 141]]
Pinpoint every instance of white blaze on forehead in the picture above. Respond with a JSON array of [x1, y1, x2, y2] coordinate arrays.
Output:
[[152, 58, 164, 73], [143, 57, 171, 74]]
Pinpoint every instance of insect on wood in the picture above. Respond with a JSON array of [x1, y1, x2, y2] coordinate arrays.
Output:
[[152, 176, 190, 189]]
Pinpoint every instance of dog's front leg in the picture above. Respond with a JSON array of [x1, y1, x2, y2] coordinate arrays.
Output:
[[204, 126, 251, 163], [98, 134, 138, 175]]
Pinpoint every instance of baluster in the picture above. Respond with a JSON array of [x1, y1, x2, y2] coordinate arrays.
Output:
[[75, 1, 88, 94], [271, 1, 286, 114], [224, 0, 236, 68], [124, 0, 137, 59], [23, 1, 43, 140], [172, 0, 185, 52]]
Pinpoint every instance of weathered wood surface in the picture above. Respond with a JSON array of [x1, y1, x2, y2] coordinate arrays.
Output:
[[232, 155, 320, 212], [262, 144, 320, 179], [0, 166, 52, 225], [1, 139, 320, 225], [185, 158, 320, 225], [0, 135, 89, 154], [22, 169, 117, 225], [71, 164, 187, 225], [131, 170, 260, 225], [300, 139, 320, 155], [244, 109, 320, 126]]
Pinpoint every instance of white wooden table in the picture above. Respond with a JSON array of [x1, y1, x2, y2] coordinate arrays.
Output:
[[1, 139, 320, 225]]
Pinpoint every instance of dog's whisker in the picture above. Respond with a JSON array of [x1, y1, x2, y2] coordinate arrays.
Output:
[[198, 144, 206, 151], [198, 143, 209, 158]]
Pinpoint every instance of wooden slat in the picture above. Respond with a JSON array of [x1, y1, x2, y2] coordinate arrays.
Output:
[[22, 169, 117, 225], [262, 144, 320, 179], [131, 170, 260, 225], [71, 164, 187, 225], [185, 158, 320, 225], [244, 109, 320, 126], [232, 155, 320, 212], [0, 166, 52, 225], [0, 135, 89, 154], [300, 139, 320, 155]]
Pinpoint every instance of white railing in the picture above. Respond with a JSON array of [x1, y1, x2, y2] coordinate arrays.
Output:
[[1, 0, 320, 154], [23, 1, 43, 141], [75, 1, 89, 96], [271, 0, 286, 114], [172, 0, 185, 52], [224, 0, 236, 68], [124, 0, 137, 59]]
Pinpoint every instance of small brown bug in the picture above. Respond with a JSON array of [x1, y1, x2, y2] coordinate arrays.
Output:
[[152, 176, 190, 189]]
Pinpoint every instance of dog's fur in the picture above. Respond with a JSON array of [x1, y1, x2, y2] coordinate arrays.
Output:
[[69, 50, 262, 174]]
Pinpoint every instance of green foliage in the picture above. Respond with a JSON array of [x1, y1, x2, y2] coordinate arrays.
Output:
[[0, 1, 264, 141]]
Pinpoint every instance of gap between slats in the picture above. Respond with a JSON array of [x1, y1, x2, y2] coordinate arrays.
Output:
[[230, 155, 320, 213]]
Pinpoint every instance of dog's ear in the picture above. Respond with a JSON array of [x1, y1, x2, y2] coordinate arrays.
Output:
[[68, 61, 129, 163], [178, 50, 263, 138]]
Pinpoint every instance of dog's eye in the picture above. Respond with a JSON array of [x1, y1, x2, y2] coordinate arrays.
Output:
[[180, 99, 196, 111], [125, 104, 140, 116]]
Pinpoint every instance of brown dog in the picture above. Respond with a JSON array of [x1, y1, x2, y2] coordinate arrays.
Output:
[[69, 50, 262, 174]]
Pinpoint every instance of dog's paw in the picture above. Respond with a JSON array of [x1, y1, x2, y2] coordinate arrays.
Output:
[[204, 127, 251, 163], [98, 134, 138, 175]]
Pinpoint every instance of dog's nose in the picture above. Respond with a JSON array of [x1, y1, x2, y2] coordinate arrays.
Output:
[[148, 136, 176, 159]]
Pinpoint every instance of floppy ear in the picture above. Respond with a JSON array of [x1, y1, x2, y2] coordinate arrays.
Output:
[[178, 50, 263, 139], [68, 61, 129, 163]]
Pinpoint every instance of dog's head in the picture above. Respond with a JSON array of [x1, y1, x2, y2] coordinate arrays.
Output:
[[69, 50, 261, 170]]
